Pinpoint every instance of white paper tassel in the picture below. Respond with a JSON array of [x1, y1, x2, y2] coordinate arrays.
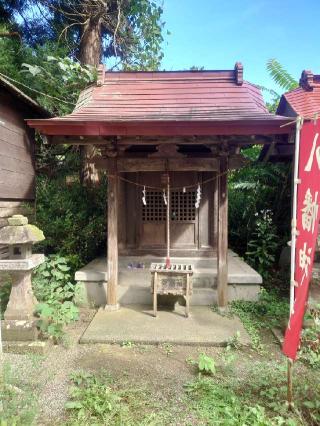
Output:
[[195, 183, 201, 209], [142, 186, 147, 206], [183, 187, 186, 193], [163, 189, 167, 205]]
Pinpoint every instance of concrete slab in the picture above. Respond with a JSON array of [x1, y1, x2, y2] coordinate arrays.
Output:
[[80, 305, 251, 346], [75, 252, 262, 307]]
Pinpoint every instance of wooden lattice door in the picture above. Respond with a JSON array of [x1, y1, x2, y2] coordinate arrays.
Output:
[[139, 172, 198, 251]]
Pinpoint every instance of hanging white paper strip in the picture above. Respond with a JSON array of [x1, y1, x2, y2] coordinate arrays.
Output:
[[195, 183, 201, 209], [142, 186, 147, 206]]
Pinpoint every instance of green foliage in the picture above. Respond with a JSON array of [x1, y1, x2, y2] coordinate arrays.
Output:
[[231, 289, 289, 350], [299, 305, 320, 369], [33, 255, 79, 342], [35, 175, 107, 266], [267, 59, 298, 92], [197, 353, 216, 375], [21, 53, 96, 115], [0, 1, 165, 71], [0, 275, 11, 319], [185, 378, 279, 426], [65, 371, 160, 425], [246, 210, 279, 279], [0, 363, 38, 425], [229, 159, 291, 263]]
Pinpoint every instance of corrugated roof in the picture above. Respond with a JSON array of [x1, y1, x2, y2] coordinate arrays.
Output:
[[51, 65, 282, 122], [27, 64, 292, 136], [277, 71, 320, 118]]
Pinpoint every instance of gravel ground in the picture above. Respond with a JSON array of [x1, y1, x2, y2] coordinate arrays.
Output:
[[2, 309, 282, 425]]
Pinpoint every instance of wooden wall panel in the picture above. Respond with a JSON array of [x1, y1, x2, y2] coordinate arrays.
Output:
[[0, 91, 35, 200]]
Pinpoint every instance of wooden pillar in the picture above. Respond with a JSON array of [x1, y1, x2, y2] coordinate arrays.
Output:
[[106, 159, 119, 310], [217, 154, 228, 308], [213, 171, 219, 251]]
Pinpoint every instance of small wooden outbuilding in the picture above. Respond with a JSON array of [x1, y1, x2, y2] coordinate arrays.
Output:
[[0, 76, 49, 258], [27, 63, 293, 308]]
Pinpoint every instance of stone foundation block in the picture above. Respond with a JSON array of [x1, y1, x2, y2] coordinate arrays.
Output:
[[3, 340, 52, 355], [1, 319, 38, 341]]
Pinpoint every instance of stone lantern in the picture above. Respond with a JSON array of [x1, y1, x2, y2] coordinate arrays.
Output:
[[0, 214, 45, 341]]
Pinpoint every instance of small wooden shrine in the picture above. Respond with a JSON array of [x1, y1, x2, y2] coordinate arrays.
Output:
[[27, 63, 293, 309]]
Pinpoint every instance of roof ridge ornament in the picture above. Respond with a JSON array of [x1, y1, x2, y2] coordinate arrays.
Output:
[[299, 70, 314, 91], [97, 64, 106, 86], [234, 62, 243, 86]]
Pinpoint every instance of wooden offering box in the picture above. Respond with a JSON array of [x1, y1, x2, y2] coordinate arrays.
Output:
[[150, 263, 193, 318]]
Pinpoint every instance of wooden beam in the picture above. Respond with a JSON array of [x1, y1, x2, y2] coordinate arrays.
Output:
[[49, 134, 277, 146], [94, 157, 219, 172], [217, 155, 228, 308], [106, 159, 119, 309]]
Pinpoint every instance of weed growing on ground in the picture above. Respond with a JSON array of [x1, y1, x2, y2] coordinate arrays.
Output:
[[33, 255, 79, 343], [299, 304, 320, 369], [161, 343, 174, 356], [185, 378, 281, 426], [121, 340, 136, 348], [0, 362, 38, 425], [230, 288, 289, 350], [65, 371, 180, 425]]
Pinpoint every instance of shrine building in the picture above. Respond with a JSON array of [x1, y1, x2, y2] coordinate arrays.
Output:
[[27, 63, 293, 310]]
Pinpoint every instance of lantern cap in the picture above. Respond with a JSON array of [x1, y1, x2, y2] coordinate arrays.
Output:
[[0, 215, 45, 244]]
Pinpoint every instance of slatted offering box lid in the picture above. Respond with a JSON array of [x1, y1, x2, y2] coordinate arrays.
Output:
[[150, 263, 193, 274]]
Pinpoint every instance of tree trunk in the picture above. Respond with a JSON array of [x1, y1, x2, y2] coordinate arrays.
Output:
[[79, 16, 102, 186]]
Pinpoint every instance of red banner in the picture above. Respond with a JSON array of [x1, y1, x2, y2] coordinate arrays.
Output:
[[283, 120, 320, 360]]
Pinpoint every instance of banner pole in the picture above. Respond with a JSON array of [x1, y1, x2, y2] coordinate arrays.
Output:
[[290, 116, 302, 313], [287, 359, 294, 410], [286, 117, 302, 408]]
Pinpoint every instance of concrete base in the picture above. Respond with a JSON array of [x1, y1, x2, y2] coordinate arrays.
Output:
[[1, 319, 38, 341], [3, 339, 52, 355], [75, 252, 262, 307], [80, 304, 251, 346]]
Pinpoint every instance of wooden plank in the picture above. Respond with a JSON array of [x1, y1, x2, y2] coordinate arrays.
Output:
[[106, 160, 119, 307], [0, 154, 34, 175], [94, 157, 218, 172], [28, 120, 292, 137], [0, 170, 35, 200], [0, 138, 33, 162], [217, 155, 228, 308]]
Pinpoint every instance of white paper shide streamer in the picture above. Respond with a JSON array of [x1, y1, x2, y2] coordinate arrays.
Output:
[[142, 186, 147, 206], [163, 189, 167, 205], [195, 183, 201, 209]]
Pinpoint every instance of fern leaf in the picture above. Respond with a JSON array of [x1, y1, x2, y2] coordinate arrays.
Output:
[[267, 59, 298, 91]]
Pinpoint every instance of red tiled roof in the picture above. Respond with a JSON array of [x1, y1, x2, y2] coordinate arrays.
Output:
[[277, 71, 320, 118], [27, 63, 292, 136]]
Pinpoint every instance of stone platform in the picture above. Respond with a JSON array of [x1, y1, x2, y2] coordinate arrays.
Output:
[[80, 305, 251, 346], [75, 251, 262, 307]]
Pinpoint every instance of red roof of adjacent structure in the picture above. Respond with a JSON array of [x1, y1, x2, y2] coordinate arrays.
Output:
[[27, 63, 292, 136], [277, 70, 320, 118]]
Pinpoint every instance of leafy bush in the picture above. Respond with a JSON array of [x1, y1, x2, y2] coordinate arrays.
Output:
[[229, 158, 291, 263], [246, 210, 279, 279], [33, 255, 79, 342], [197, 353, 216, 375], [35, 175, 107, 267]]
